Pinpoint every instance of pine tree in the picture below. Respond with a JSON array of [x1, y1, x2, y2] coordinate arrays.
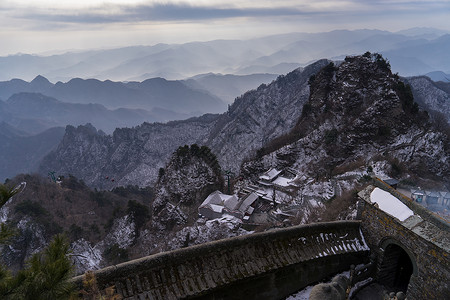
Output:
[[0, 183, 76, 299], [8, 235, 75, 299]]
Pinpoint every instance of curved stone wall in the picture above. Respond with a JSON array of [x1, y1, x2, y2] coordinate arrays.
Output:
[[72, 221, 369, 299]]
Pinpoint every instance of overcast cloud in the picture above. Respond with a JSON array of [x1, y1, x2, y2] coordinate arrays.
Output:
[[1, 0, 449, 55]]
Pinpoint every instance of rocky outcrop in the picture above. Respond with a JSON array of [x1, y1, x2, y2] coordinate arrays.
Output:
[[39, 116, 218, 189], [151, 144, 224, 230], [243, 53, 449, 184], [127, 145, 249, 257], [39, 54, 449, 189]]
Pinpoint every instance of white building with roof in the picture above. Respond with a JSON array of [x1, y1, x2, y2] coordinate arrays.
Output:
[[411, 189, 450, 208], [198, 190, 259, 221], [259, 168, 282, 182]]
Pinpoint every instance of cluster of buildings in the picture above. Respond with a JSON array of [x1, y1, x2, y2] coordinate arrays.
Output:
[[199, 171, 450, 223], [411, 189, 450, 209], [198, 191, 258, 221], [198, 167, 300, 222], [381, 177, 449, 219]]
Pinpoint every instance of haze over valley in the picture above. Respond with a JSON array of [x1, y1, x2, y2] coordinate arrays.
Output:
[[0, 1, 449, 299]]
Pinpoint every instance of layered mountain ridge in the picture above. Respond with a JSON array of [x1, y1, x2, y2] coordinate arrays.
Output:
[[39, 60, 331, 188], [3, 53, 450, 275], [0, 76, 226, 114], [2, 29, 449, 82], [39, 54, 449, 190]]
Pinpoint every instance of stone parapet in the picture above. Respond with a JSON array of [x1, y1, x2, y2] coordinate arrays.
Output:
[[358, 185, 450, 300], [72, 221, 369, 299], [372, 177, 450, 231]]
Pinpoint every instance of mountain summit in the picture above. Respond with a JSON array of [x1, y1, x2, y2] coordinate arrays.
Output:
[[244, 53, 448, 184]]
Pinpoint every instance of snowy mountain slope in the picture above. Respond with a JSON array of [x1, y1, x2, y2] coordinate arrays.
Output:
[[407, 76, 450, 123], [0, 174, 154, 274], [207, 59, 331, 173], [39, 54, 449, 190], [243, 54, 449, 186], [39, 115, 219, 189], [39, 60, 329, 188], [127, 144, 251, 257], [151, 145, 224, 230]]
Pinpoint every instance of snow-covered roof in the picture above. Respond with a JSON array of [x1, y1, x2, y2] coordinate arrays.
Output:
[[384, 178, 399, 186], [240, 192, 258, 211], [273, 176, 297, 187], [224, 194, 239, 211], [370, 188, 414, 222], [200, 191, 222, 207], [199, 190, 258, 220], [209, 204, 224, 213], [200, 191, 238, 209], [411, 189, 425, 196], [259, 168, 282, 181]]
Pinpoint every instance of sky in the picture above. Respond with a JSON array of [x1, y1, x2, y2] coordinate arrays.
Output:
[[1, 0, 449, 56]]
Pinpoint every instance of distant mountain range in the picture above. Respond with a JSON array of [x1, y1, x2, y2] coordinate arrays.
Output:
[[0, 75, 226, 113], [185, 73, 278, 104], [38, 55, 450, 190], [425, 71, 450, 82], [1, 28, 449, 82], [1, 92, 189, 134], [0, 71, 278, 142]]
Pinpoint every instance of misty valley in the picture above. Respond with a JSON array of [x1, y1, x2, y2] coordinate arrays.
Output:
[[0, 28, 449, 300]]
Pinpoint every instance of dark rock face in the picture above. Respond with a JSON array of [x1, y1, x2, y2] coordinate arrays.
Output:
[[151, 145, 224, 230], [39, 116, 217, 189], [39, 124, 114, 188], [207, 59, 331, 172], [244, 54, 449, 183]]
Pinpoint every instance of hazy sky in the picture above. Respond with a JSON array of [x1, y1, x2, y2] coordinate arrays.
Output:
[[1, 0, 449, 56]]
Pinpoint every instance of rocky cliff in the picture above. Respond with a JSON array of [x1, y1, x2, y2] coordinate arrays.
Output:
[[39, 115, 218, 189], [151, 144, 224, 230], [243, 53, 449, 185], [127, 144, 249, 259], [407, 76, 450, 123], [207, 59, 331, 172]]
